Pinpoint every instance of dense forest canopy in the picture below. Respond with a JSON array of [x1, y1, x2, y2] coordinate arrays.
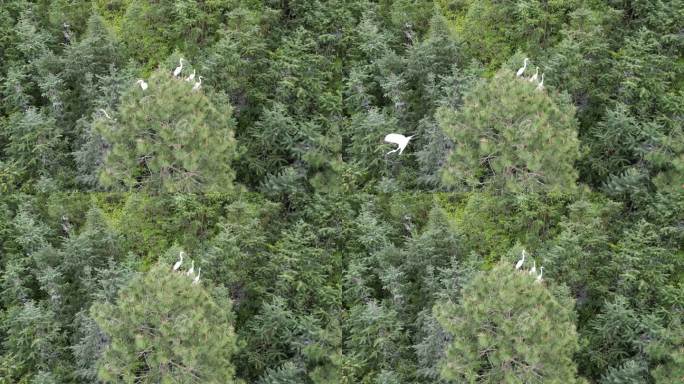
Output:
[[0, 0, 682, 383]]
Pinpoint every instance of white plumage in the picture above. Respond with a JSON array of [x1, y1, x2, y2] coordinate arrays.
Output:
[[173, 58, 184, 77], [136, 79, 148, 91], [192, 268, 201, 285], [185, 69, 196, 82], [186, 260, 195, 276], [192, 76, 202, 91], [536, 73, 545, 91], [384, 133, 414, 155], [529, 67, 539, 83], [515, 249, 526, 270], [516, 58, 529, 77], [173, 251, 184, 272]]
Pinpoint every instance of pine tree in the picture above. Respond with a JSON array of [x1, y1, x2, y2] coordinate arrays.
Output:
[[98, 69, 237, 193], [91, 263, 238, 383], [438, 68, 580, 194], [435, 262, 583, 383]]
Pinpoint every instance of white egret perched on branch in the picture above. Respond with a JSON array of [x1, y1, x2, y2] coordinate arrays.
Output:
[[529, 260, 537, 275], [529, 67, 539, 83], [515, 249, 526, 270], [173, 251, 184, 272], [536, 267, 544, 283], [98, 109, 113, 120], [173, 58, 184, 77], [516, 58, 529, 77], [384, 133, 414, 155], [186, 260, 195, 276], [192, 76, 202, 91], [136, 79, 148, 91], [536, 73, 545, 91], [192, 268, 201, 285], [185, 69, 196, 82]]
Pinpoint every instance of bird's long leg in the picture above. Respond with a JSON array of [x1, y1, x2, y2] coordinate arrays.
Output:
[[386, 148, 399, 155]]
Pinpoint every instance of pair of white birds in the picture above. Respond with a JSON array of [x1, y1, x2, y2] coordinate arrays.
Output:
[[516, 58, 545, 91], [515, 249, 544, 283], [174, 58, 203, 91], [133, 58, 203, 92], [172, 251, 201, 285]]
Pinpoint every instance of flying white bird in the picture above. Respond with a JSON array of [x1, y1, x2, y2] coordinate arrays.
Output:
[[384, 133, 414, 155], [185, 69, 196, 82], [192, 76, 202, 91], [529, 67, 539, 83], [192, 268, 201, 285], [173, 58, 184, 77], [516, 58, 529, 77], [536, 73, 545, 91], [515, 249, 526, 270], [173, 251, 184, 272], [186, 259, 195, 276], [529, 260, 537, 275], [536, 267, 544, 283], [136, 79, 148, 91]]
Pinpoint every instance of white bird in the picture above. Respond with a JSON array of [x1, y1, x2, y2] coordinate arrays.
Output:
[[185, 69, 196, 82], [186, 259, 195, 276], [516, 58, 529, 77], [384, 133, 414, 155], [536, 267, 544, 283], [529, 67, 539, 83], [536, 73, 544, 91], [136, 79, 148, 91], [173, 58, 184, 77], [192, 76, 202, 91], [529, 260, 537, 275], [515, 249, 526, 270], [173, 251, 184, 272], [98, 109, 112, 120], [192, 268, 201, 285]]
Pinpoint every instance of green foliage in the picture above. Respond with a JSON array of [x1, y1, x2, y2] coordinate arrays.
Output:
[[445, 0, 580, 69], [98, 69, 237, 192], [435, 262, 582, 383], [1, 107, 64, 187], [1, 0, 682, 382], [0, 301, 66, 383], [91, 263, 238, 383], [439, 69, 580, 194]]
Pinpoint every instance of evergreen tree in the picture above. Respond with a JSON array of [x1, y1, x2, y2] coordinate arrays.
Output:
[[98, 69, 237, 193], [1, 107, 64, 188], [91, 263, 238, 383], [435, 262, 583, 383], [438, 68, 580, 194]]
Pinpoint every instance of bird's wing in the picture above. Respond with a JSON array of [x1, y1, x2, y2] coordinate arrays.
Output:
[[384, 133, 406, 145]]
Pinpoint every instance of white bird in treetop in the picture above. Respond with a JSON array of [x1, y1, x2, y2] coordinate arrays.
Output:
[[192, 268, 201, 285], [173, 251, 184, 272], [186, 259, 195, 276], [98, 109, 113, 120], [516, 58, 529, 77], [529, 260, 537, 275], [384, 133, 414, 155], [185, 69, 196, 82], [515, 249, 526, 270], [529, 67, 539, 83], [136, 79, 148, 91], [173, 58, 184, 77], [192, 76, 202, 91], [536, 267, 544, 283], [536, 73, 545, 91]]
